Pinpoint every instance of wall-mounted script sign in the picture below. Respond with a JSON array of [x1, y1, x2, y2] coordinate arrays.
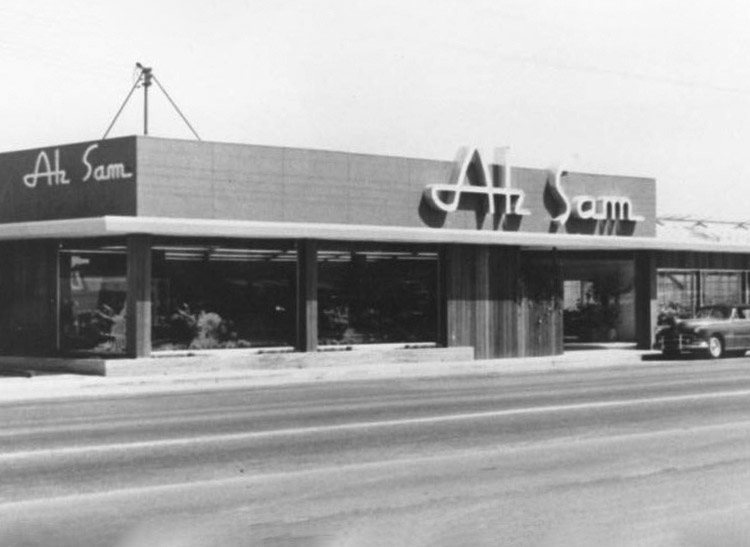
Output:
[[22, 144, 133, 189], [424, 147, 645, 229], [0, 137, 137, 223], [22, 149, 70, 188], [546, 165, 644, 225], [423, 147, 530, 216]]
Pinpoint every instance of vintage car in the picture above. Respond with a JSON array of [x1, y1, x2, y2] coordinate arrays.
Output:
[[654, 304, 750, 358]]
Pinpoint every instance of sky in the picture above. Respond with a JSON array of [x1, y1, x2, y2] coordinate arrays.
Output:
[[1, 0, 750, 220]]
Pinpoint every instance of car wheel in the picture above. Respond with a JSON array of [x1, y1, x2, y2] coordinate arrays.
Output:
[[708, 335, 724, 359]]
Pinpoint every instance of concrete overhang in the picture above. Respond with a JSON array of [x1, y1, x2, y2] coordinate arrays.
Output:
[[0, 215, 748, 254]]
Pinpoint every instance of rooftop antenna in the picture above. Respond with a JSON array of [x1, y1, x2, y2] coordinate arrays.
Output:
[[102, 63, 202, 141], [137, 62, 153, 135]]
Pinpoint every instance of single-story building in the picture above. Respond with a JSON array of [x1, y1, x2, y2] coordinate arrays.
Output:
[[0, 136, 746, 373]]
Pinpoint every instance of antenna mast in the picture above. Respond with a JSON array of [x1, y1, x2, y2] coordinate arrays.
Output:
[[102, 63, 201, 141], [138, 63, 153, 136]]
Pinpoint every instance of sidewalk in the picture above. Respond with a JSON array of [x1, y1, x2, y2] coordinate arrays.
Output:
[[0, 344, 662, 403]]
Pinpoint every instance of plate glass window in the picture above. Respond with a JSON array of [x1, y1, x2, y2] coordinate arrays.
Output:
[[59, 247, 128, 355], [317, 247, 439, 345], [151, 243, 297, 351]]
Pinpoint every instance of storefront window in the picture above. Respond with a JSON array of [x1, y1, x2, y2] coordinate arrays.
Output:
[[318, 248, 438, 345], [151, 243, 297, 351], [657, 270, 697, 323], [59, 248, 127, 355], [702, 271, 743, 306], [561, 258, 634, 342], [657, 269, 749, 323], [563, 280, 587, 310]]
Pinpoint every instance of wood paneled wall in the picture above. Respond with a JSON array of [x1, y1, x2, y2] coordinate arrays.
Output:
[[518, 252, 564, 357], [445, 245, 562, 359], [0, 240, 57, 356], [635, 251, 657, 349]]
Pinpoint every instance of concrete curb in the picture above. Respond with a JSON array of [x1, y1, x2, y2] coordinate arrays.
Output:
[[0, 347, 661, 403], [0, 346, 477, 377]]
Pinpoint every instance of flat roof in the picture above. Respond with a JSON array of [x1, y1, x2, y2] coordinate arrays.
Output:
[[3, 215, 750, 254]]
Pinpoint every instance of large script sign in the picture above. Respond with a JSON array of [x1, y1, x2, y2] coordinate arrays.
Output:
[[423, 146, 648, 234], [424, 147, 530, 217], [0, 137, 136, 222], [22, 143, 134, 189], [546, 165, 644, 225]]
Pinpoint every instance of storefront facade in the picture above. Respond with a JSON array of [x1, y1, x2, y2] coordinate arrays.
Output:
[[0, 136, 743, 366]]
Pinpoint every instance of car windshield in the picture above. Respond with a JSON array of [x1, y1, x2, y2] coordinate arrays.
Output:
[[695, 306, 731, 319]]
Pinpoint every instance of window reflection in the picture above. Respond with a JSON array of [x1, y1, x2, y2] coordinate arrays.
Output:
[[318, 249, 438, 345], [151, 244, 297, 351], [657, 269, 749, 325], [59, 249, 127, 354], [561, 258, 634, 342], [702, 271, 742, 306], [657, 270, 697, 323]]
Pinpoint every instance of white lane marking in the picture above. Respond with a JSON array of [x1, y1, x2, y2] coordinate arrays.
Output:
[[4, 418, 750, 511], [4, 388, 750, 461]]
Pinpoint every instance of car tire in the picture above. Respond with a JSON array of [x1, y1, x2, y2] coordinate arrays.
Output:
[[708, 335, 724, 359]]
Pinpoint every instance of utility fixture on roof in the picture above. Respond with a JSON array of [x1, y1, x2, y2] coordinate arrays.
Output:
[[102, 63, 201, 141]]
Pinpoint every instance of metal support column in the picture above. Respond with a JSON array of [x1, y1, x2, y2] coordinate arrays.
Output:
[[296, 240, 318, 352], [126, 234, 152, 358]]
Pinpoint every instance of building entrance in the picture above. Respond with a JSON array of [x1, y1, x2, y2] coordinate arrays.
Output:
[[561, 256, 635, 343]]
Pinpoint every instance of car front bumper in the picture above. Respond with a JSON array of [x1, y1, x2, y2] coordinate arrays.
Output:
[[654, 334, 709, 353]]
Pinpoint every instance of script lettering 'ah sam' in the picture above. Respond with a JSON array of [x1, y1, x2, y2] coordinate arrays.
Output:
[[82, 144, 133, 182], [22, 144, 133, 189], [423, 148, 530, 216], [546, 165, 645, 225], [22, 149, 70, 188]]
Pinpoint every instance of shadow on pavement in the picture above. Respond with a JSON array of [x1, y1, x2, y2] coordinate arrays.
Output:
[[564, 343, 639, 351], [642, 352, 749, 362], [0, 369, 64, 378], [564, 343, 616, 351]]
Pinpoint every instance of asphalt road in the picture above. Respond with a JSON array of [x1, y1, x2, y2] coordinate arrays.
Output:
[[4, 357, 750, 546]]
